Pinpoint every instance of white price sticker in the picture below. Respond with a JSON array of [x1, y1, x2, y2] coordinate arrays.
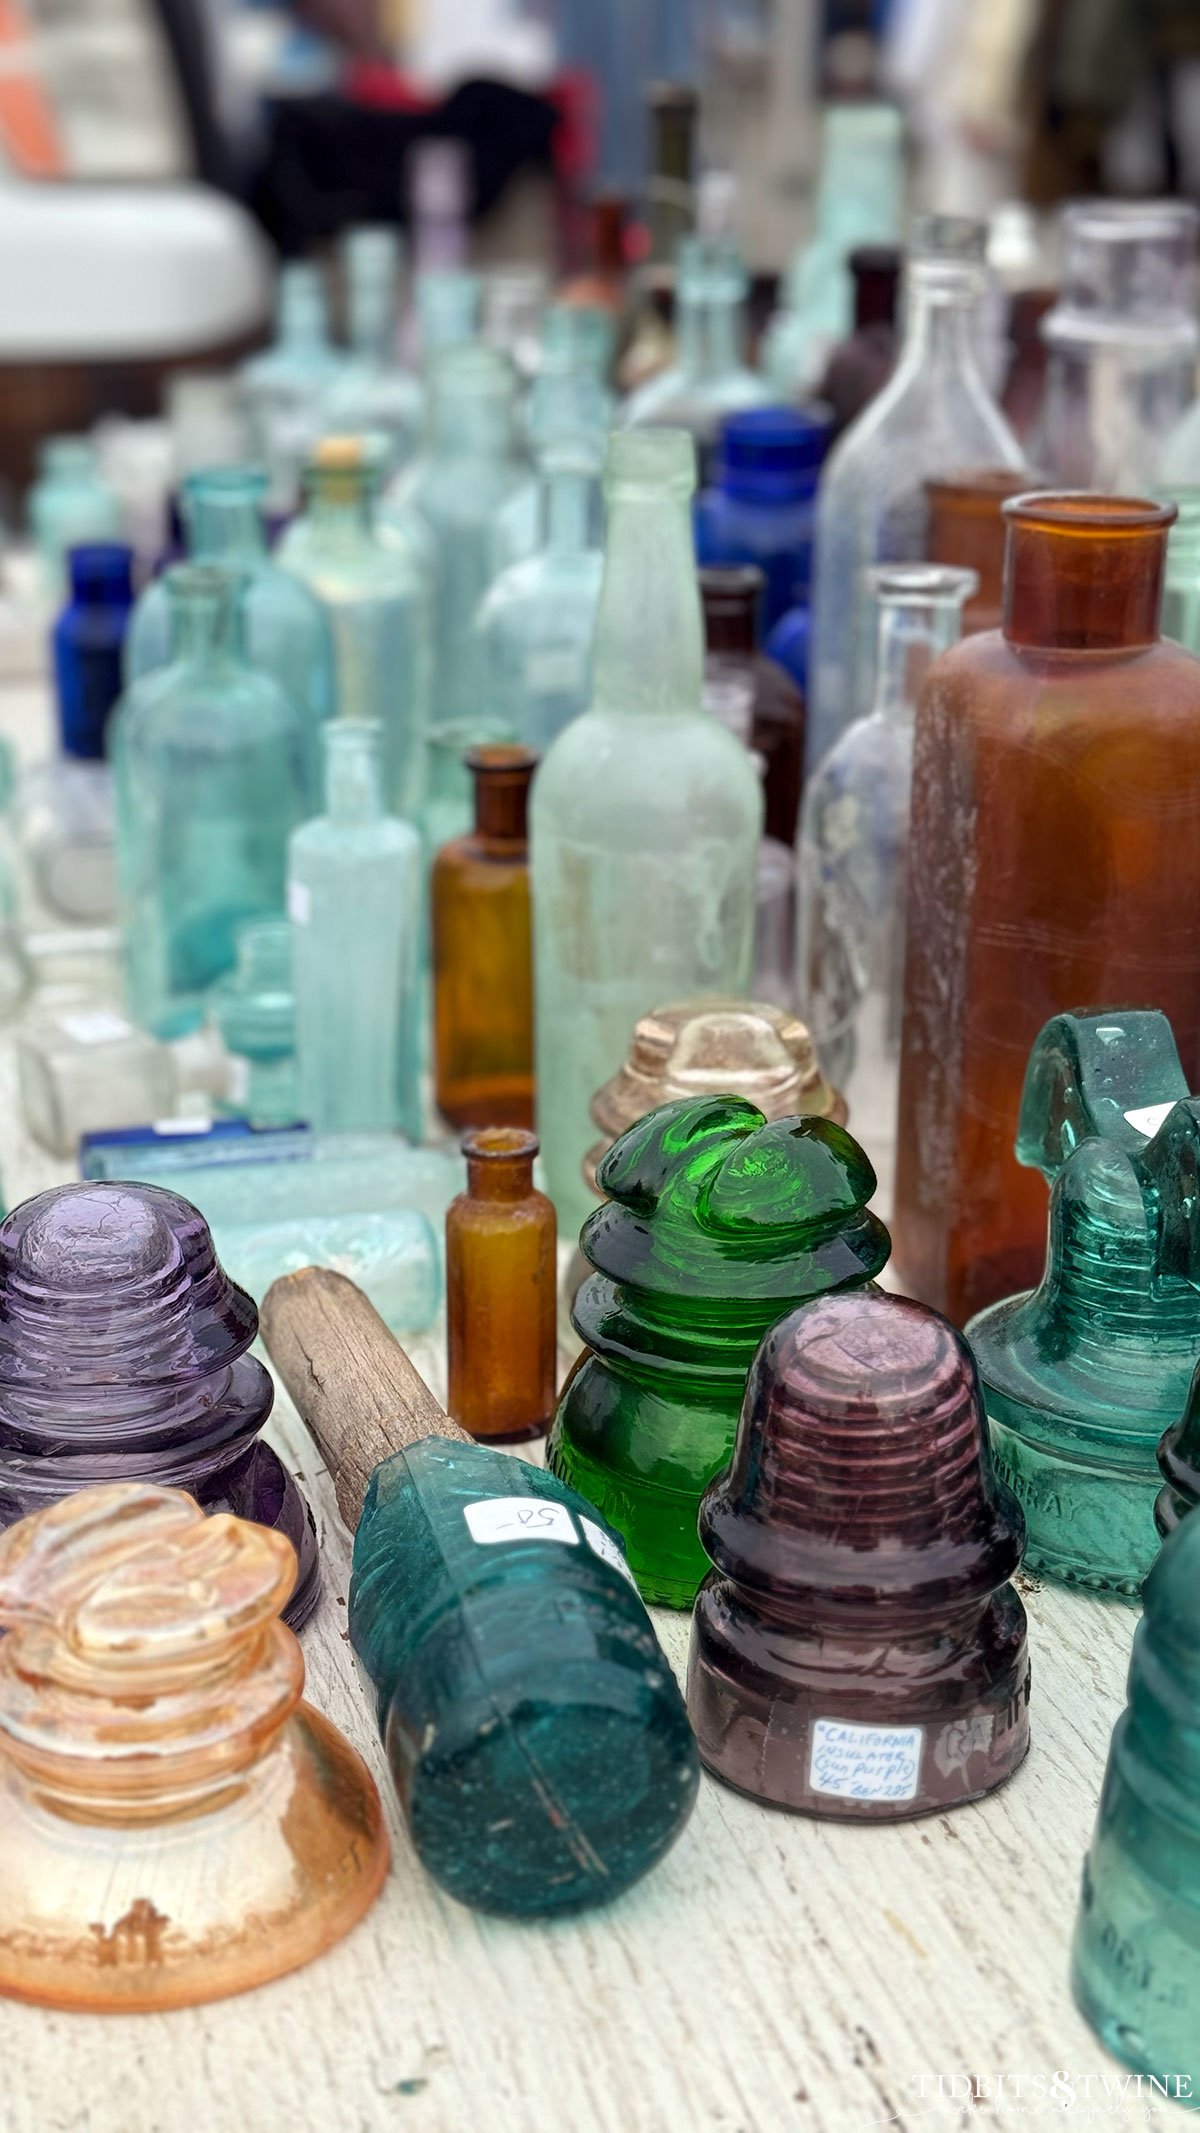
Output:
[[287, 879, 311, 926], [580, 1516, 638, 1587], [809, 1719, 923, 1804], [1125, 1101, 1177, 1139], [58, 1010, 134, 1047], [463, 1497, 579, 1548]]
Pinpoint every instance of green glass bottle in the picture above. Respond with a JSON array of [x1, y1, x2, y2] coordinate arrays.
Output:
[[1071, 1509, 1200, 2100], [546, 1093, 890, 1607], [111, 566, 311, 1039], [1161, 488, 1200, 654], [125, 466, 334, 801], [968, 1008, 1200, 1599]]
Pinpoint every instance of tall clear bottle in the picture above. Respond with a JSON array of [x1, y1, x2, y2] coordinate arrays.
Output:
[[288, 722, 421, 1138], [111, 566, 311, 1039], [278, 439, 431, 820], [382, 345, 531, 727], [807, 216, 1024, 769], [125, 466, 333, 801], [797, 565, 976, 1165], [238, 261, 339, 515], [326, 225, 423, 475], [621, 226, 770, 475], [531, 429, 762, 1244]]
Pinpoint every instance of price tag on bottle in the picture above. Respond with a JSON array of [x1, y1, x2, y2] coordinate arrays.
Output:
[[57, 1010, 134, 1046], [287, 880, 311, 926], [808, 1719, 923, 1803], [463, 1497, 579, 1547], [1125, 1101, 1177, 1139]]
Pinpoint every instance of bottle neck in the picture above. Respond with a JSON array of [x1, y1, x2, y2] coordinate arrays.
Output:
[[305, 478, 372, 545], [592, 476, 703, 718], [699, 570, 760, 656], [542, 464, 600, 554], [186, 491, 266, 566], [169, 581, 242, 667], [676, 285, 745, 381], [471, 749, 535, 845], [872, 592, 967, 720], [1003, 504, 1171, 652], [894, 264, 987, 390], [463, 1127, 539, 1202], [430, 393, 514, 460], [324, 727, 386, 824], [349, 283, 396, 365]]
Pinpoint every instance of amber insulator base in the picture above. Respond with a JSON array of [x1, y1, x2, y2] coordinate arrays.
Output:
[[433, 745, 536, 1131], [446, 1127, 557, 1442]]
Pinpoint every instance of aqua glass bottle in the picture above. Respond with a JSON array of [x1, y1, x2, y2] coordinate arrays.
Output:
[[27, 438, 121, 600], [288, 721, 421, 1138], [1161, 490, 1200, 653], [383, 346, 532, 725], [238, 261, 340, 514], [278, 439, 431, 819], [210, 918, 299, 1128], [807, 215, 1025, 769], [531, 428, 762, 1246], [1071, 1509, 1200, 2099], [326, 225, 424, 475], [621, 233, 771, 476], [111, 565, 311, 1039], [797, 564, 976, 1160], [125, 465, 334, 802], [471, 377, 606, 752], [414, 269, 481, 362]]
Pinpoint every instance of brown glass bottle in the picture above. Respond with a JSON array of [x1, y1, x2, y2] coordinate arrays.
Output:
[[446, 1127, 557, 1442], [1001, 286, 1056, 446], [817, 245, 900, 438], [699, 566, 806, 842], [894, 492, 1200, 1325], [925, 468, 1030, 634], [433, 744, 536, 1130]]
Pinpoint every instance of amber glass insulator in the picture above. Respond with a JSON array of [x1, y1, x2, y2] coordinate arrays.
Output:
[[446, 1127, 557, 1442], [432, 744, 537, 1130], [925, 468, 1029, 634], [894, 491, 1200, 1324]]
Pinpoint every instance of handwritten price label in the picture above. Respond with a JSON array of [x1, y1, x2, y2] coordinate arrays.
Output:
[[808, 1718, 923, 1803], [463, 1498, 580, 1548]]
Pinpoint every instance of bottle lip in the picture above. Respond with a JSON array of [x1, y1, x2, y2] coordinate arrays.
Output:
[[867, 562, 979, 605], [925, 467, 1032, 514], [1002, 490, 1177, 535], [715, 404, 832, 497], [183, 464, 268, 508], [67, 541, 133, 594], [464, 743, 539, 778], [605, 426, 695, 499], [461, 1126, 539, 1164]]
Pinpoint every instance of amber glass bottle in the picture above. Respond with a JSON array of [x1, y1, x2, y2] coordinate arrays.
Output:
[[699, 566, 806, 842], [894, 493, 1200, 1325], [446, 1127, 557, 1442], [925, 468, 1029, 634], [432, 744, 536, 1129]]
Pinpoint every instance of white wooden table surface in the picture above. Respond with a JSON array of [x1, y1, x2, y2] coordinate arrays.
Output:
[[0, 648, 1152, 2133]]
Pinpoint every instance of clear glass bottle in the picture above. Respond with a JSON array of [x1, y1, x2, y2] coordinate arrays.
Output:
[[21, 543, 133, 925], [531, 428, 762, 1245], [288, 721, 422, 1138], [797, 564, 976, 1166], [446, 1127, 556, 1442], [471, 382, 605, 753], [895, 493, 1200, 1326], [432, 745, 536, 1130], [238, 261, 339, 514], [1041, 201, 1200, 492], [210, 918, 299, 1128], [17, 1006, 227, 1156], [27, 438, 121, 601], [807, 215, 1025, 770], [763, 103, 905, 400], [125, 466, 333, 803], [278, 438, 431, 819], [111, 565, 311, 1039], [621, 231, 771, 476], [1162, 490, 1200, 653], [326, 225, 423, 475], [383, 346, 531, 727]]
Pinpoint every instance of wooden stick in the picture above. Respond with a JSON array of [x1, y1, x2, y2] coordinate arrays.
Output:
[[260, 1266, 468, 1530]]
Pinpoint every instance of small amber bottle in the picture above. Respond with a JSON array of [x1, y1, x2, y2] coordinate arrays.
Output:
[[446, 1127, 557, 1442], [432, 744, 537, 1130]]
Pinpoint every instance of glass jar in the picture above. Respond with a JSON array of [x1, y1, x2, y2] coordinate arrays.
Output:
[[432, 745, 536, 1131], [894, 493, 1200, 1325]]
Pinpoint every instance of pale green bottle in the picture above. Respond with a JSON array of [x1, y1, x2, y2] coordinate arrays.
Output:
[[1162, 489, 1200, 654], [278, 439, 431, 819], [288, 721, 422, 1139], [531, 428, 762, 1244]]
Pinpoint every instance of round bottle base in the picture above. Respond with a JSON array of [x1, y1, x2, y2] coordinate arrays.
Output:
[[988, 1417, 1159, 1600]]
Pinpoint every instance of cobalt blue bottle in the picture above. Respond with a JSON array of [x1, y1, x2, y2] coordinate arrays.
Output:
[[53, 543, 135, 761], [694, 405, 832, 636]]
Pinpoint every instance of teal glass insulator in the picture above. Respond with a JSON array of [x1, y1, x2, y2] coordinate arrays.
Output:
[[1161, 489, 1200, 655], [471, 372, 606, 751], [288, 721, 422, 1138], [351, 1436, 699, 1916], [125, 465, 333, 802], [325, 225, 424, 475], [547, 1093, 891, 1607], [210, 918, 299, 1128], [382, 344, 532, 725], [531, 428, 762, 1246], [622, 232, 771, 471], [238, 261, 340, 512], [1071, 1509, 1200, 2099], [27, 437, 120, 599], [968, 1007, 1200, 1599], [111, 565, 311, 1040], [278, 440, 432, 819]]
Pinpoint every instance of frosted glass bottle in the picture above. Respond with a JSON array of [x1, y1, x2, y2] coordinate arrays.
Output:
[[807, 216, 1025, 769], [531, 429, 762, 1244], [125, 466, 333, 801], [111, 566, 311, 1039], [238, 262, 340, 514], [797, 565, 976, 1164], [278, 439, 431, 819], [471, 385, 605, 752], [27, 439, 121, 600], [288, 722, 421, 1139], [382, 346, 531, 726], [325, 225, 424, 475], [621, 233, 770, 475]]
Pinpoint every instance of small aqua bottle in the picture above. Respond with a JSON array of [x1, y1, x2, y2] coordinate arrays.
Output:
[[326, 225, 424, 474], [111, 565, 311, 1038], [27, 438, 121, 600], [125, 465, 333, 802], [210, 918, 299, 1129], [288, 721, 422, 1138], [238, 260, 339, 513]]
